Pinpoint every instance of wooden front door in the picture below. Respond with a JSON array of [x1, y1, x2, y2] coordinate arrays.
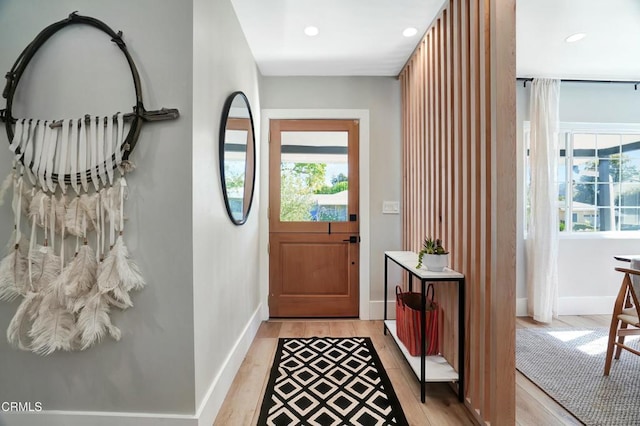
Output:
[[269, 119, 359, 317]]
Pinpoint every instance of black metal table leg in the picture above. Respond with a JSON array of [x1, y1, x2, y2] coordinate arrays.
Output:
[[458, 277, 465, 402], [383, 255, 388, 335], [421, 279, 426, 403]]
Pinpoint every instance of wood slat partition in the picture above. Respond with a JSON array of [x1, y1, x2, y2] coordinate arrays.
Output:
[[399, 0, 515, 424]]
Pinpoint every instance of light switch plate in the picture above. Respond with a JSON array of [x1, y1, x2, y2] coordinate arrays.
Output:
[[382, 201, 400, 214]]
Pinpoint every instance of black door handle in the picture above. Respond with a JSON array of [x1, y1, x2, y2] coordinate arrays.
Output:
[[343, 236, 361, 243]]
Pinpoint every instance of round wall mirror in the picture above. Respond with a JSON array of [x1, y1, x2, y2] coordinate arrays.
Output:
[[219, 91, 256, 225]]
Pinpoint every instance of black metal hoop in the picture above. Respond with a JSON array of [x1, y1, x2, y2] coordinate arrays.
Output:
[[2, 11, 145, 185]]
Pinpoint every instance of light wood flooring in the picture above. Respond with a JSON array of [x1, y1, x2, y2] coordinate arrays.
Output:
[[515, 314, 610, 426], [213, 316, 611, 426]]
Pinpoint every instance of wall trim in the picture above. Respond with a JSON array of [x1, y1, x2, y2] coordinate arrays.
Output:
[[516, 297, 616, 317], [195, 303, 262, 426], [1, 304, 264, 426], [259, 109, 371, 320], [0, 410, 196, 426], [516, 298, 528, 317], [368, 300, 396, 321]]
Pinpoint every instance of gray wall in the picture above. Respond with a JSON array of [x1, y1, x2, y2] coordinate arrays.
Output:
[[192, 0, 262, 408], [516, 82, 640, 308], [260, 76, 402, 303], [0, 0, 195, 415]]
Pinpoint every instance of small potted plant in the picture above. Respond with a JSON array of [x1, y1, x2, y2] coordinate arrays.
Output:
[[416, 237, 449, 271]]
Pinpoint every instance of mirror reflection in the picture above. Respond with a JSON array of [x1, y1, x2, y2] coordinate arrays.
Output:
[[220, 92, 255, 225]]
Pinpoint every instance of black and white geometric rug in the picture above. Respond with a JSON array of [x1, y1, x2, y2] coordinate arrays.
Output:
[[257, 337, 409, 426]]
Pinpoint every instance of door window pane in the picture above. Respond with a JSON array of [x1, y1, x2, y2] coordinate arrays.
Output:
[[280, 131, 349, 222]]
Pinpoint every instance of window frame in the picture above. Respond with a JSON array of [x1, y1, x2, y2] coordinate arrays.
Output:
[[524, 121, 640, 238]]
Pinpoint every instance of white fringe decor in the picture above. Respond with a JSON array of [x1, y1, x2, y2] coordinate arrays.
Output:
[[0, 116, 144, 355]]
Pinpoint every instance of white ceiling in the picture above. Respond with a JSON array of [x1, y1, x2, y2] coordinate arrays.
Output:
[[230, 0, 445, 76], [517, 0, 640, 81], [231, 0, 640, 80]]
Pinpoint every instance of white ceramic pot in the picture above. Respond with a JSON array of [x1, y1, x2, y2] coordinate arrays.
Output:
[[424, 253, 449, 272]]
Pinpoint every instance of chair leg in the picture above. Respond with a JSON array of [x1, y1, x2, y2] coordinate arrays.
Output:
[[615, 322, 628, 360], [604, 317, 619, 376]]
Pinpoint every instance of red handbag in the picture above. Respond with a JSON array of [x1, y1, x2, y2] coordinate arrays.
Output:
[[395, 284, 439, 356]]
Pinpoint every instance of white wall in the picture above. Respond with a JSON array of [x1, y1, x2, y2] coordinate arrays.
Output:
[[260, 76, 402, 317], [516, 82, 640, 315], [0, 0, 195, 423], [192, 0, 262, 424]]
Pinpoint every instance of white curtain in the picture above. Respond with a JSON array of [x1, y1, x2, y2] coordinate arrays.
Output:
[[526, 78, 560, 323]]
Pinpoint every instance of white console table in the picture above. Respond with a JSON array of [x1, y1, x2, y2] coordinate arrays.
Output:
[[383, 251, 465, 403]]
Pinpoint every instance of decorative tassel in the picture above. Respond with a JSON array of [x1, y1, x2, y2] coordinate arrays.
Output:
[[28, 290, 76, 355], [103, 292, 131, 310], [0, 248, 28, 302], [76, 288, 121, 350], [7, 291, 42, 350], [28, 190, 49, 228], [53, 194, 68, 235], [53, 244, 97, 312], [4, 230, 29, 256], [97, 235, 145, 294], [65, 194, 97, 236], [119, 160, 136, 174], [0, 170, 14, 206], [29, 248, 61, 292], [0, 172, 29, 301], [20, 184, 32, 217]]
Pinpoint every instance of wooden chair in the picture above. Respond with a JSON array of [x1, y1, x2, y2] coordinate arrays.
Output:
[[604, 267, 640, 375]]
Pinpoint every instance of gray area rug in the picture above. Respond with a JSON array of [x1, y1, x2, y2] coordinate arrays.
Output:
[[516, 327, 640, 426]]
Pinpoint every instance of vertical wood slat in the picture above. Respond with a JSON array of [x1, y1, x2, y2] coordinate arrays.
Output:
[[418, 46, 422, 252], [490, 0, 516, 422], [479, 0, 491, 418], [434, 19, 441, 241], [460, 0, 472, 402], [398, 0, 515, 424], [469, 0, 482, 411], [451, 0, 462, 373], [430, 29, 435, 240]]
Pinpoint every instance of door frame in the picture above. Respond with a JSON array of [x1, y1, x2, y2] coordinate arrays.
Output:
[[259, 109, 370, 320]]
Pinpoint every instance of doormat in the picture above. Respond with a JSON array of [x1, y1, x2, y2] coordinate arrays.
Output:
[[257, 336, 409, 426], [516, 327, 640, 425]]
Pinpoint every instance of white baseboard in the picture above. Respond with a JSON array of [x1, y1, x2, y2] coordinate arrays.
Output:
[[516, 297, 615, 317], [0, 411, 195, 426], [516, 298, 528, 317], [0, 304, 264, 426], [557, 296, 615, 316], [197, 303, 263, 426], [369, 300, 396, 320]]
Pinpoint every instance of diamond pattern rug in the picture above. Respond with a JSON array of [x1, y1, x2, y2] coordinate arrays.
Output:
[[516, 327, 640, 426], [257, 336, 408, 426]]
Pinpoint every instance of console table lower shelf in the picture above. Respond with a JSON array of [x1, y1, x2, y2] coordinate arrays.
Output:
[[384, 320, 459, 382]]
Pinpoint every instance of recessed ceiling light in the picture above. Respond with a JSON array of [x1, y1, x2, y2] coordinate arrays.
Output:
[[565, 33, 586, 43], [403, 27, 418, 37], [304, 26, 319, 37]]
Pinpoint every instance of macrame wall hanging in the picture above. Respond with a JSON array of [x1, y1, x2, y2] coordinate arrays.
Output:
[[0, 12, 179, 355]]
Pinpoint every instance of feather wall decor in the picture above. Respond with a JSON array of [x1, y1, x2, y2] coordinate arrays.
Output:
[[0, 247, 28, 302], [76, 288, 121, 350], [54, 244, 97, 313], [29, 289, 76, 355], [7, 291, 42, 350], [0, 170, 13, 206], [0, 174, 29, 302], [0, 115, 144, 355]]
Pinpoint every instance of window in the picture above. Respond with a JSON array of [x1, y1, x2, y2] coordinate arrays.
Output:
[[525, 122, 640, 233]]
